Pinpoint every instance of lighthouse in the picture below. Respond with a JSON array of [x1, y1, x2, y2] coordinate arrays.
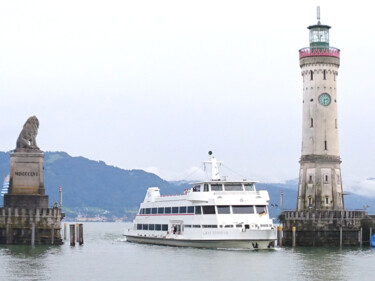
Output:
[[280, 7, 374, 247], [297, 7, 344, 211]]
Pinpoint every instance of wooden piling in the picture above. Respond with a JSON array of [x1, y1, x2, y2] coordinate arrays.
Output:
[[76, 223, 79, 242], [339, 226, 342, 247], [31, 223, 35, 246], [70, 224, 75, 246], [292, 226, 296, 247], [78, 224, 84, 245], [370, 227, 373, 247], [277, 226, 283, 246]]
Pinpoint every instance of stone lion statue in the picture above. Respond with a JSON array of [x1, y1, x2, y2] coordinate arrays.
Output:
[[16, 116, 40, 150]]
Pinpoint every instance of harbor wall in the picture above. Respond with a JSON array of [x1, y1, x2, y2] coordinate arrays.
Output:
[[280, 210, 375, 247], [0, 207, 64, 245]]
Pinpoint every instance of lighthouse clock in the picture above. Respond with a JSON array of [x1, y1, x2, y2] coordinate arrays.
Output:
[[297, 8, 344, 211]]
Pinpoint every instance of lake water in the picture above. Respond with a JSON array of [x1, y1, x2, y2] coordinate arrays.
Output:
[[0, 222, 374, 281]]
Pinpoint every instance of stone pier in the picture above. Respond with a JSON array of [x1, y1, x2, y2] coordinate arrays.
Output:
[[280, 210, 374, 247], [0, 207, 64, 245]]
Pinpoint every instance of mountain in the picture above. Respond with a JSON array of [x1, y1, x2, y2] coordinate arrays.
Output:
[[0, 151, 374, 220]]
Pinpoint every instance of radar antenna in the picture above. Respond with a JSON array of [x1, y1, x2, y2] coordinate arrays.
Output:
[[317, 6, 321, 25]]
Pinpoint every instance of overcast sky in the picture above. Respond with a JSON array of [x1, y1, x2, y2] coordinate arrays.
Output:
[[0, 1, 374, 196]]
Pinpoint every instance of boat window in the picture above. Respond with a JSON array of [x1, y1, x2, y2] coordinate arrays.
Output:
[[165, 207, 171, 214], [139, 209, 144, 214], [137, 224, 142, 230], [155, 224, 161, 231], [151, 208, 157, 214], [193, 225, 201, 228], [187, 206, 194, 213], [232, 205, 255, 214], [184, 225, 192, 228], [172, 207, 179, 214], [145, 208, 151, 214], [162, 224, 168, 231], [149, 224, 155, 230], [211, 184, 223, 191], [202, 206, 216, 214], [204, 184, 209, 192], [195, 206, 202, 215], [142, 224, 149, 230], [224, 225, 233, 228], [193, 185, 200, 192], [217, 206, 230, 214], [158, 207, 164, 214], [224, 184, 243, 191], [179, 206, 187, 214], [236, 224, 242, 228], [244, 183, 255, 191], [255, 205, 267, 215], [202, 225, 218, 228]]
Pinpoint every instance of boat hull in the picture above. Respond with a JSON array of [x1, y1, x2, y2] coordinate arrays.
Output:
[[125, 235, 274, 249]]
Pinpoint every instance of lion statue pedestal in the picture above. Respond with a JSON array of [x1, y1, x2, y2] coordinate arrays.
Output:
[[4, 116, 48, 209], [0, 116, 64, 245]]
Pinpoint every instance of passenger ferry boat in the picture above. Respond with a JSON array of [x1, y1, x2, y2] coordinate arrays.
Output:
[[124, 153, 276, 249]]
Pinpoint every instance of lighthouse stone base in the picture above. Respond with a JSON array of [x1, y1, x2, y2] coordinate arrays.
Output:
[[280, 210, 375, 247]]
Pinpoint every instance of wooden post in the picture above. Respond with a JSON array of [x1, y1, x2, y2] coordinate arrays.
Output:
[[277, 226, 283, 246], [76, 223, 79, 242], [70, 224, 75, 246], [79, 224, 84, 245], [292, 226, 296, 247], [64, 223, 67, 240], [370, 227, 372, 247], [31, 223, 35, 246], [51, 226, 55, 245], [339, 226, 342, 248]]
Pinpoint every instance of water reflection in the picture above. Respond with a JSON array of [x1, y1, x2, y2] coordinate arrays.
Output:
[[0, 245, 62, 281]]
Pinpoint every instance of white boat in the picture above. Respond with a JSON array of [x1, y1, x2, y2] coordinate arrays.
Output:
[[124, 153, 277, 249]]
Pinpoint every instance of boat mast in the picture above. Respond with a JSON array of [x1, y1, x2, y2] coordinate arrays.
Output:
[[204, 151, 222, 181]]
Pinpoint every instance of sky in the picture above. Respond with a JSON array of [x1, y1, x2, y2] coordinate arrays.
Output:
[[0, 1, 375, 197]]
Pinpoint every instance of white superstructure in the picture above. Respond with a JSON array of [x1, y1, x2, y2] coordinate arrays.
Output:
[[125, 153, 276, 249]]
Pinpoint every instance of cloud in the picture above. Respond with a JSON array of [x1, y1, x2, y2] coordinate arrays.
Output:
[[344, 178, 375, 198]]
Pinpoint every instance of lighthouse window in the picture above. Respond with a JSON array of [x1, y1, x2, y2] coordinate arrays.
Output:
[[232, 205, 255, 214], [325, 197, 329, 204], [255, 205, 267, 215], [152, 208, 157, 214], [324, 141, 327, 150], [308, 197, 312, 205], [323, 70, 326, 80], [217, 206, 230, 214], [224, 184, 243, 191], [165, 207, 171, 214], [195, 206, 202, 214], [211, 184, 223, 191], [324, 175, 329, 183], [310, 71, 313, 80], [158, 207, 164, 214], [172, 207, 179, 214], [187, 206, 195, 213], [310, 118, 313, 128], [202, 205, 216, 214]]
